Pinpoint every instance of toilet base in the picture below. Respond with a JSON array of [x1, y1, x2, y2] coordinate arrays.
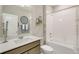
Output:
[[41, 45, 54, 54], [41, 50, 53, 54]]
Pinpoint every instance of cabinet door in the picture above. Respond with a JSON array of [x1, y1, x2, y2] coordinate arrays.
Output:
[[28, 45, 40, 54], [3, 40, 40, 54]]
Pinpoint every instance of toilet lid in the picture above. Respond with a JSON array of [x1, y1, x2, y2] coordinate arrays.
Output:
[[41, 45, 53, 51]]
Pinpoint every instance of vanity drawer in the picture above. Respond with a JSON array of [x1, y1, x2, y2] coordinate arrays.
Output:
[[3, 40, 40, 54], [27, 45, 40, 54]]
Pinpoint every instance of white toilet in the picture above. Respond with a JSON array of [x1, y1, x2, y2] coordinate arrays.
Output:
[[41, 45, 54, 54]]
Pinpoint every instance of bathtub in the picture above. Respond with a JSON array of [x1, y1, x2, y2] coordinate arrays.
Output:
[[46, 40, 77, 54]]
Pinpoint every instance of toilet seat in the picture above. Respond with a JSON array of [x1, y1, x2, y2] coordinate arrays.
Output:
[[41, 45, 53, 51]]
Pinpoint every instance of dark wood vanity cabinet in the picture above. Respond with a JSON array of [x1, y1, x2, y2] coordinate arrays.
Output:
[[2, 40, 40, 54]]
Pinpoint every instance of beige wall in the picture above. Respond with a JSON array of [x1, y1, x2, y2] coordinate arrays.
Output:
[[2, 5, 30, 16], [30, 6, 43, 37]]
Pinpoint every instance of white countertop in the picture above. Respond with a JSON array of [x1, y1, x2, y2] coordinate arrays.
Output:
[[0, 35, 42, 53]]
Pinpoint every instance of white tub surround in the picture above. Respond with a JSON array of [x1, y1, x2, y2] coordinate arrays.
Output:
[[0, 35, 42, 53], [46, 6, 78, 52]]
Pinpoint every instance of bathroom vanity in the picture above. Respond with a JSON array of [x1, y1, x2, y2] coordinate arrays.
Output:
[[0, 35, 41, 54], [0, 6, 43, 54]]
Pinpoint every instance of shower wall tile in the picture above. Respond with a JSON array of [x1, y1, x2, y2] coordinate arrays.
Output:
[[46, 6, 78, 50]]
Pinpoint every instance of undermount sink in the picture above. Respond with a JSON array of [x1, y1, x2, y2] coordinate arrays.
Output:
[[14, 37, 32, 44]]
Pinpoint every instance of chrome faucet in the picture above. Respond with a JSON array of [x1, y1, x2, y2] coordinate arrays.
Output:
[[18, 35, 23, 39]]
